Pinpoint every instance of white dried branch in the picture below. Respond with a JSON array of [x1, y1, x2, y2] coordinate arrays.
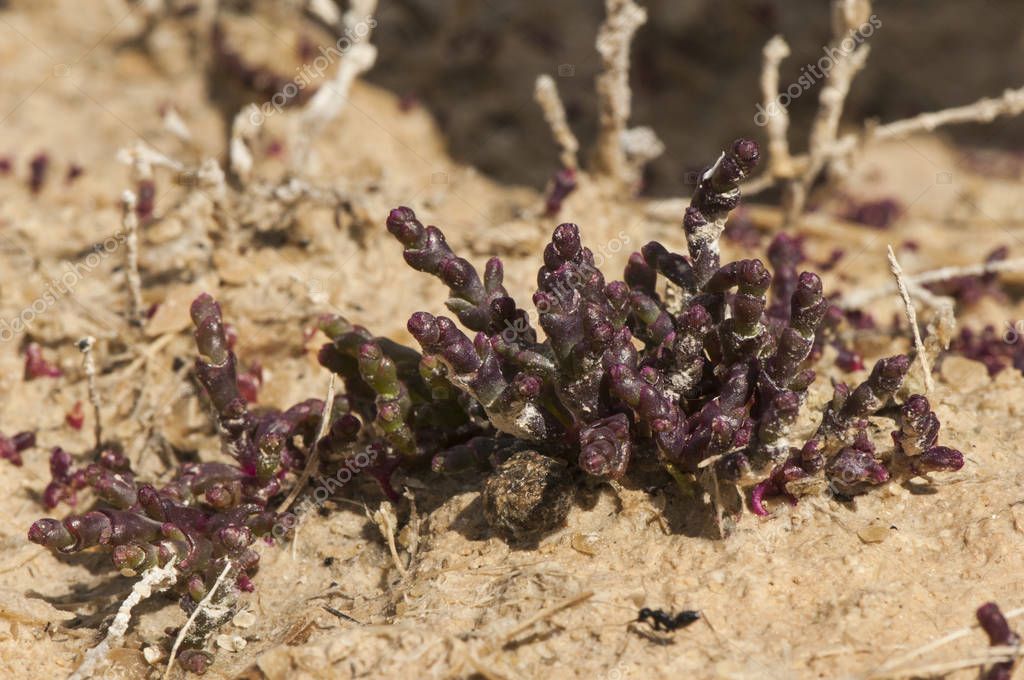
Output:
[[307, 0, 342, 28], [121, 191, 144, 323], [621, 125, 665, 180], [870, 606, 1024, 677], [534, 74, 579, 170], [786, 2, 871, 224], [77, 336, 103, 448], [277, 374, 336, 514], [229, 104, 262, 185], [760, 35, 794, 179], [69, 557, 179, 680], [117, 142, 184, 180], [837, 257, 1024, 309], [887, 246, 934, 392], [163, 561, 234, 680], [161, 106, 193, 145], [369, 501, 408, 577], [293, 0, 379, 171], [747, 86, 1024, 198], [592, 0, 647, 186]]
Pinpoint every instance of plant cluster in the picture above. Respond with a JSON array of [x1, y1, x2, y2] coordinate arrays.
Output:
[[27, 295, 333, 673], [26, 140, 967, 673], [381, 139, 963, 517]]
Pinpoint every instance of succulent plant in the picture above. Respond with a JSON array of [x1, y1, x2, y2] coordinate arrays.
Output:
[[26, 139, 967, 673]]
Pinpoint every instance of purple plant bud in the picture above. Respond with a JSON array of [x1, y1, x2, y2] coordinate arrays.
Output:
[[544, 168, 577, 216], [828, 356, 910, 437], [826, 434, 890, 496], [799, 439, 825, 473], [911, 446, 965, 474], [85, 465, 138, 509], [578, 413, 632, 480], [751, 459, 805, 516], [28, 518, 76, 551], [177, 649, 213, 675], [552, 223, 581, 260], [624, 252, 657, 293], [218, 525, 253, 552], [976, 601, 1020, 680], [386, 206, 419, 240], [407, 312, 440, 347], [892, 394, 941, 456], [844, 198, 902, 229], [29, 152, 49, 194], [483, 257, 504, 293], [977, 602, 1020, 647], [136, 179, 156, 220], [24, 343, 62, 380], [513, 373, 543, 399], [137, 484, 166, 520], [112, 543, 158, 572], [12, 431, 35, 452]]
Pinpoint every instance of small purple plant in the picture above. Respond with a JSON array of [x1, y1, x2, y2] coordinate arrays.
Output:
[[383, 139, 963, 519], [25, 140, 969, 674], [27, 295, 339, 672], [0, 430, 35, 467], [24, 342, 62, 379]]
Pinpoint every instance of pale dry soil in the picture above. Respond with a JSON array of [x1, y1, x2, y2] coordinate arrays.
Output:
[[0, 3, 1022, 679]]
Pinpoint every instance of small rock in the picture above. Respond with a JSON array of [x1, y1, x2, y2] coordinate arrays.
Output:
[[232, 609, 256, 628], [142, 646, 164, 665], [857, 522, 891, 544], [216, 633, 247, 652], [570, 532, 600, 556], [482, 450, 573, 538]]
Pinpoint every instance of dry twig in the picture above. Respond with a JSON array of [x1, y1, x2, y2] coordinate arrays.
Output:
[[277, 375, 336, 514], [534, 75, 579, 170], [760, 35, 793, 179], [77, 336, 103, 448], [293, 0, 379, 172], [69, 557, 179, 680], [887, 246, 934, 392], [163, 561, 233, 680], [121, 190, 143, 323], [592, 0, 655, 188]]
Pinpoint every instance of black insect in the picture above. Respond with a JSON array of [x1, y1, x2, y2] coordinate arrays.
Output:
[[636, 607, 701, 632]]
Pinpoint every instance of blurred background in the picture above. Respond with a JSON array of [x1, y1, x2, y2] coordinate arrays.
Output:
[[364, 0, 1024, 195]]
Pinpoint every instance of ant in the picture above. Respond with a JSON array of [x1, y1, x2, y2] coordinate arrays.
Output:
[[636, 607, 701, 632]]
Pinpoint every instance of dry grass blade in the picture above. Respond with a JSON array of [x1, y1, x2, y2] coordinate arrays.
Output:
[[887, 245, 934, 392], [277, 374, 337, 514]]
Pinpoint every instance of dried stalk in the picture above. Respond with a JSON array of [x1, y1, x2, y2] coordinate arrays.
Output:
[[760, 35, 793, 179], [163, 561, 233, 680], [887, 246, 934, 392], [534, 75, 579, 170], [69, 557, 178, 680], [77, 336, 103, 449], [293, 0, 379, 172], [592, 0, 650, 187], [121, 191, 143, 323], [837, 257, 1024, 309], [785, 0, 872, 224]]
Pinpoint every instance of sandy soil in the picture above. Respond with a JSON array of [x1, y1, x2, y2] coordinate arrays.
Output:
[[0, 2, 1022, 679]]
